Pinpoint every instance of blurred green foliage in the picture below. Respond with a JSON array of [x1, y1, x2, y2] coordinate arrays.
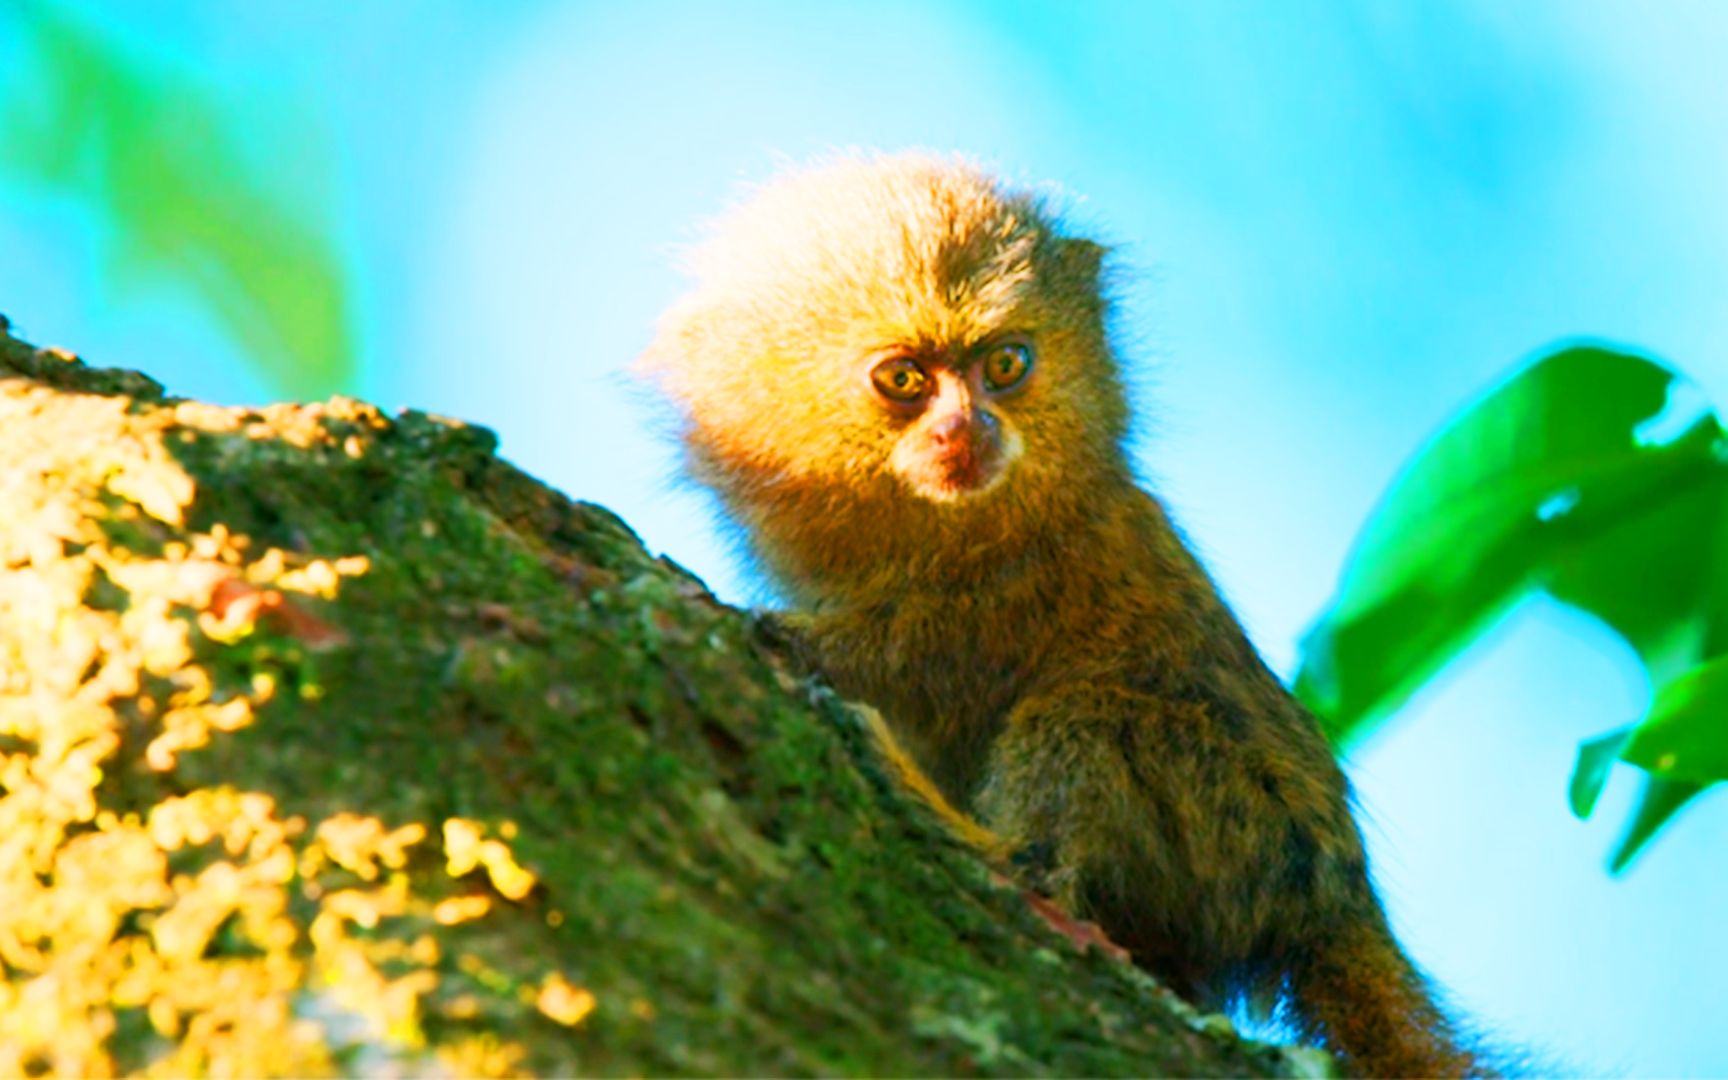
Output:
[[0, 2, 354, 398], [1298, 344, 1727, 870]]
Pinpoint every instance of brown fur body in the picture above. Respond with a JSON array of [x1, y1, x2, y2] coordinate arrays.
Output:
[[640, 154, 1484, 1077]]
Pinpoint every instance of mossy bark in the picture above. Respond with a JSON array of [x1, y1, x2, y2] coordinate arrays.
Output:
[[0, 328, 1330, 1077]]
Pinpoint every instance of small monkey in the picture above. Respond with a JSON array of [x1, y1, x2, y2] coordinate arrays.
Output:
[[638, 154, 1485, 1078]]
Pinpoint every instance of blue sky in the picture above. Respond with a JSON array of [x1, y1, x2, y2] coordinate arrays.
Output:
[[5, 2, 1727, 1073]]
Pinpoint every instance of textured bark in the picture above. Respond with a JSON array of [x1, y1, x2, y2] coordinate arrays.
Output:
[[0, 327, 1331, 1077]]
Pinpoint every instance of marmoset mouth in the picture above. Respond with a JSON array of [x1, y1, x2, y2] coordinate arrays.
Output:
[[897, 444, 1010, 502], [890, 414, 1026, 503]]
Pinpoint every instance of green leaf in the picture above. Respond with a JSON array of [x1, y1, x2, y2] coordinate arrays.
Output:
[[0, 4, 355, 398], [1606, 775, 1707, 874], [1569, 727, 1631, 820], [1621, 656, 1728, 786], [1296, 344, 1724, 745], [1298, 342, 1728, 870], [1542, 442, 1728, 686], [1569, 656, 1727, 857]]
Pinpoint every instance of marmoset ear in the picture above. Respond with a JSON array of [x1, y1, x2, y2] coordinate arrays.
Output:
[[1051, 237, 1107, 289]]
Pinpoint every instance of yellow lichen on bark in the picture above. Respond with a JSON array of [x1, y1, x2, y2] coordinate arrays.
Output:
[[443, 818, 538, 901], [0, 380, 559, 1076]]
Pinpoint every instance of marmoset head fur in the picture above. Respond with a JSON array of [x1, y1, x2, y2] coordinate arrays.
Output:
[[638, 154, 1132, 524]]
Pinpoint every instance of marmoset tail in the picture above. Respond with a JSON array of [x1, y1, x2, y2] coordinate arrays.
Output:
[[638, 153, 1488, 1078]]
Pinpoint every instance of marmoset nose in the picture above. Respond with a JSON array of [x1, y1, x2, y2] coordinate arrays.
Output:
[[926, 374, 991, 448], [928, 406, 972, 447]]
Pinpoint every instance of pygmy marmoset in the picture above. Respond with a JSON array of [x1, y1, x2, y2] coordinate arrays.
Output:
[[638, 153, 1486, 1078]]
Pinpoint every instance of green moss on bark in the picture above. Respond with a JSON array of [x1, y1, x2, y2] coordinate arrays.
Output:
[[0, 328, 1330, 1077]]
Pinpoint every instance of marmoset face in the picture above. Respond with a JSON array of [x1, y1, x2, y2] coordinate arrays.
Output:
[[639, 153, 1131, 520], [864, 335, 1033, 503]]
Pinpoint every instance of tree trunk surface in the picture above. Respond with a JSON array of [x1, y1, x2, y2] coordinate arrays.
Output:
[[0, 328, 1329, 1078]]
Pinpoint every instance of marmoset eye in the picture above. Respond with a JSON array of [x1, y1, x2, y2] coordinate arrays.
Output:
[[980, 340, 1033, 393], [871, 356, 930, 402]]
